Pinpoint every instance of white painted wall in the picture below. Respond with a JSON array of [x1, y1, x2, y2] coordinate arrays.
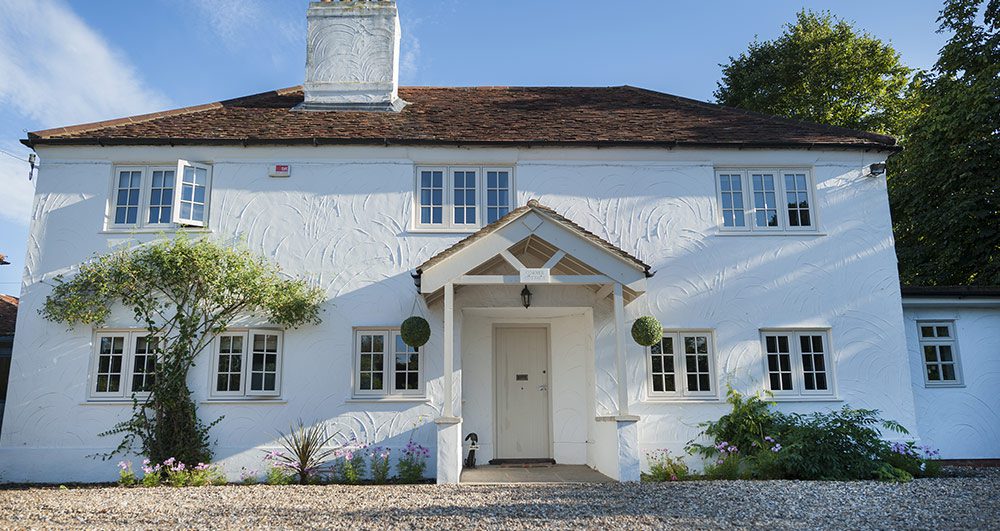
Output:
[[903, 303, 1000, 459], [1, 143, 920, 482]]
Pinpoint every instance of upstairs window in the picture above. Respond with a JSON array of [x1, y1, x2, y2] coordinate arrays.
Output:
[[109, 161, 212, 229], [415, 166, 514, 230], [647, 331, 717, 399], [917, 321, 963, 386], [761, 330, 835, 397], [716, 169, 815, 232], [353, 328, 424, 398]]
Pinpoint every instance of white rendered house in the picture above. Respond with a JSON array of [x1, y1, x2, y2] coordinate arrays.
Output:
[[2, 0, 997, 483]]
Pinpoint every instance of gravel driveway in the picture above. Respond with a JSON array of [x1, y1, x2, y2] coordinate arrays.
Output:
[[1, 468, 997, 530]]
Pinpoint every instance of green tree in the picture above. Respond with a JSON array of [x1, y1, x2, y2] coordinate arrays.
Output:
[[890, 0, 999, 286], [715, 10, 913, 136], [42, 236, 324, 464]]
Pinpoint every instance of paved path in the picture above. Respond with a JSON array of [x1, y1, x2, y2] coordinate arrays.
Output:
[[461, 464, 613, 484]]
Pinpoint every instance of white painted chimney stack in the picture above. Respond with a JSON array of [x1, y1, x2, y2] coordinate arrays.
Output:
[[301, 0, 405, 111]]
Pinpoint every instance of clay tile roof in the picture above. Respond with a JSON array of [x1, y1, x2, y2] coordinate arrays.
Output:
[[23, 86, 898, 150], [417, 199, 652, 276], [0, 294, 18, 336]]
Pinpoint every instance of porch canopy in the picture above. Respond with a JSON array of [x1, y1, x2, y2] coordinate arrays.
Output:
[[414, 200, 653, 420]]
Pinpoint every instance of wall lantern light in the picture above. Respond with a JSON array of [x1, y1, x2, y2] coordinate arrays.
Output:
[[521, 286, 532, 308], [868, 162, 887, 176]]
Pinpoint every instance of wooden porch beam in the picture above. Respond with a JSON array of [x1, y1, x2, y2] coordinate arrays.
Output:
[[454, 274, 612, 285]]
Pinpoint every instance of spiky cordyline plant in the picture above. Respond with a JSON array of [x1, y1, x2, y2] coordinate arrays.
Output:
[[273, 419, 343, 484]]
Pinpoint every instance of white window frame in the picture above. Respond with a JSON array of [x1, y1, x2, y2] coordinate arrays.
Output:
[[412, 165, 515, 231], [89, 330, 158, 401], [106, 162, 212, 230], [173, 160, 212, 227], [760, 329, 836, 398], [715, 168, 817, 233], [916, 321, 964, 387], [352, 328, 425, 398], [209, 329, 284, 399], [645, 330, 718, 400]]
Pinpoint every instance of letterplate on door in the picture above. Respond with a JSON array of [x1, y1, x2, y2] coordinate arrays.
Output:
[[515, 374, 529, 381], [520, 268, 550, 283]]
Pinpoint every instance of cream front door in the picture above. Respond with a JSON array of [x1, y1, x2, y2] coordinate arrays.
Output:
[[494, 326, 550, 460]]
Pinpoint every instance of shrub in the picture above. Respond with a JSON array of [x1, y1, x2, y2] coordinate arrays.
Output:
[[688, 389, 911, 481], [140, 460, 162, 487], [336, 448, 366, 484], [270, 420, 342, 484], [240, 467, 260, 485], [117, 461, 137, 487], [265, 461, 294, 486], [643, 449, 689, 482], [369, 446, 391, 484], [884, 441, 942, 478], [875, 462, 914, 483], [397, 441, 430, 483]]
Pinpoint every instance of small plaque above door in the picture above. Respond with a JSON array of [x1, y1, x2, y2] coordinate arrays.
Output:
[[515, 374, 529, 381]]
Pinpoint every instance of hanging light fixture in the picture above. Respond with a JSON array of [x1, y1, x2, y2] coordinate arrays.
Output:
[[520, 286, 532, 308]]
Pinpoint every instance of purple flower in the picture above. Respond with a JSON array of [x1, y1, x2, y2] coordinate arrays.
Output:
[[764, 436, 775, 443], [163, 457, 176, 466], [117, 461, 130, 471], [771, 444, 782, 453], [142, 458, 151, 466]]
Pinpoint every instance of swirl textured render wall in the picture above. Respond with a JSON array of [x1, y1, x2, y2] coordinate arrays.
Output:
[[0, 144, 923, 482]]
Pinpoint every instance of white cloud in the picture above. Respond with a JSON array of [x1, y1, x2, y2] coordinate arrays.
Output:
[[187, 0, 302, 52], [0, 0, 169, 127], [0, 0, 169, 227], [401, 33, 421, 83]]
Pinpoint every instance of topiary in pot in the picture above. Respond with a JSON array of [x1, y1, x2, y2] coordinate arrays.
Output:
[[400, 316, 431, 347], [631, 316, 662, 346]]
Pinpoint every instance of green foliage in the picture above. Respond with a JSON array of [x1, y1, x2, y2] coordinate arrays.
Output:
[[884, 441, 943, 478], [875, 463, 914, 483], [117, 461, 137, 487], [643, 449, 689, 482], [368, 447, 392, 484], [265, 465, 294, 486], [771, 408, 907, 480], [716, 10, 913, 136], [141, 470, 162, 488], [889, 0, 1000, 286], [272, 420, 342, 485], [631, 316, 662, 347], [397, 441, 430, 483], [41, 236, 324, 465], [400, 316, 431, 347], [688, 389, 911, 480], [336, 450, 366, 484]]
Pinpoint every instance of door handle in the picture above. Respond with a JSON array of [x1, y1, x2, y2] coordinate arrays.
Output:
[[538, 385, 548, 392]]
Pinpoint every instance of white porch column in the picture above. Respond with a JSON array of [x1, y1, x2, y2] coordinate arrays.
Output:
[[435, 282, 462, 484], [613, 283, 628, 416]]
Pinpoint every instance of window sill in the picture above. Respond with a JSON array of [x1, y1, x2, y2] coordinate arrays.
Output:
[[201, 399, 287, 405], [407, 227, 481, 235], [642, 397, 722, 404], [766, 395, 842, 402], [346, 397, 430, 404], [923, 383, 966, 389], [101, 227, 212, 235], [714, 231, 826, 237], [81, 400, 137, 406]]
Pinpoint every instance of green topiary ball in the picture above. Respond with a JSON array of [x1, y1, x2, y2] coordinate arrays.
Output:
[[631, 316, 662, 347], [400, 316, 431, 348]]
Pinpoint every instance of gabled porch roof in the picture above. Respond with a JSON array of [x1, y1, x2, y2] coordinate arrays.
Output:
[[414, 200, 653, 304]]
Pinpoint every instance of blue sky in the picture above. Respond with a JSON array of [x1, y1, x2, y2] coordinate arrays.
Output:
[[0, 0, 949, 295]]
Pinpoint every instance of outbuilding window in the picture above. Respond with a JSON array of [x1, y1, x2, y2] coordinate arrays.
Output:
[[210, 330, 284, 398], [761, 330, 835, 397], [716, 169, 816, 232], [414, 166, 513, 230], [917, 321, 963, 386], [647, 331, 717, 399], [109, 161, 212, 230], [353, 328, 423, 398]]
